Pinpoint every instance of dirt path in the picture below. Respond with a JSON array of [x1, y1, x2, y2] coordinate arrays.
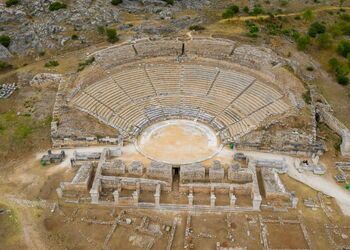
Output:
[[220, 6, 350, 23], [19, 207, 46, 250]]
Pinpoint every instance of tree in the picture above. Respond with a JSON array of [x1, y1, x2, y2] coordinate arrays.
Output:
[[106, 28, 119, 43], [222, 5, 239, 19], [296, 35, 310, 50], [316, 33, 332, 49], [308, 22, 326, 37], [0, 35, 11, 48], [337, 40, 350, 57]]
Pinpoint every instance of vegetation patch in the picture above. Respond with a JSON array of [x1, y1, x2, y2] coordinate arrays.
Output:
[[111, 0, 122, 5], [78, 57, 95, 71], [5, 0, 19, 7], [0, 35, 11, 48], [44, 60, 59, 68], [222, 5, 239, 19], [0, 61, 13, 71], [189, 25, 205, 31], [105, 28, 119, 43], [49, 2, 67, 11]]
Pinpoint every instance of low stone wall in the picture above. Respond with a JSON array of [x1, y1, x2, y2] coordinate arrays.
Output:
[[318, 105, 350, 157]]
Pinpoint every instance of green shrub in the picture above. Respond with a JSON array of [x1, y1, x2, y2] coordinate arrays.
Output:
[[222, 5, 239, 19], [296, 35, 310, 51], [302, 90, 311, 104], [162, 0, 174, 5], [97, 26, 105, 34], [340, 13, 350, 22], [316, 33, 333, 49], [189, 25, 205, 31], [106, 28, 119, 43], [250, 5, 264, 15], [0, 35, 11, 48], [245, 21, 259, 37], [78, 57, 95, 71], [5, 0, 19, 7], [0, 61, 13, 71], [328, 57, 350, 85], [49, 2, 67, 11], [336, 74, 349, 85], [111, 0, 122, 5], [302, 9, 314, 21], [243, 6, 249, 13], [337, 40, 350, 57], [71, 34, 79, 40], [308, 22, 326, 37], [44, 60, 59, 67], [306, 66, 314, 71]]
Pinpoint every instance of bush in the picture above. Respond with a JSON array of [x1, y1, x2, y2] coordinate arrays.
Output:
[[0, 35, 11, 48], [337, 40, 350, 57], [340, 13, 350, 22], [44, 60, 59, 67], [302, 9, 314, 21], [105, 28, 119, 43], [250, 5, 264, 15], [296, 35, 310, 51], [5, 0, 19, 7], [71, 34, 79, 40], [302, 90, 311, 104], [111, 0, 122, 5], [78, 57, 95, 71], [97, 26, 105, 34], [49, 2, 67, 11], [189, 25, 205, 31], [0, 61, 13, 71], [316, 33, 333, 49], [162, 0, 174, 5], [308, 22, 326, 37], [222, 5, 239, 19], [328, 57, 350, 85], [336, 74, 349, 85], [243, 6, 249, 13], [306, 66, 314, 71], [245, 21, 259, 37]]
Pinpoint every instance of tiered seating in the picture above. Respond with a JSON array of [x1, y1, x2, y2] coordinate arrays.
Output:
[[246, 99, 289, 125], [73, 92, 114, 123], [226, 120, 251, 138], [208, 71, 255, 102], [112, 68, 156, 101], [215, 107, 241, 126], [181, 65, 218, 95], [146, 64, 181, 95], [142, 98, 164, 121], [72, 62, 290, 141], [118, 102, 149, 127], [233, 81, 283, 115], [83, 77, 131, 111]]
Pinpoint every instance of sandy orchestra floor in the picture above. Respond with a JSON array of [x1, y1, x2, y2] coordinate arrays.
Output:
[[136, 120, 221, 164]]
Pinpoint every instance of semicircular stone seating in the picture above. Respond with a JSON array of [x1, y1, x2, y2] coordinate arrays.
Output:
[[71, 39, 291, 143]]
